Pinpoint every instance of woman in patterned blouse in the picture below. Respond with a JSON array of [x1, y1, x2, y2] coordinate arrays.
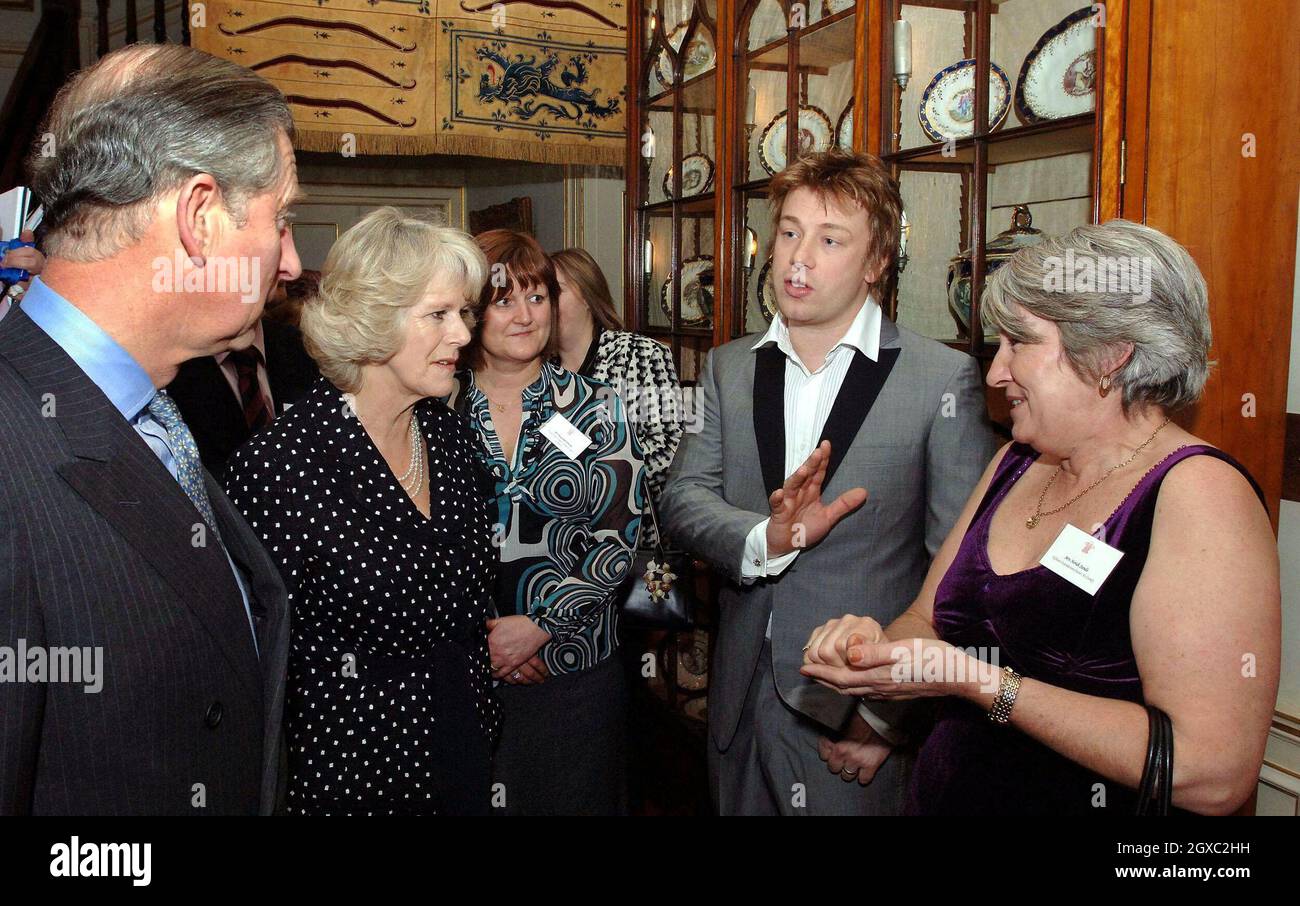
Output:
[[552, 248, 684, 540], [456, 230, 646, 815]]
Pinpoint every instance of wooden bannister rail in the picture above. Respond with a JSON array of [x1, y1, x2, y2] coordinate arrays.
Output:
[[0, 0, 192, 200], [0, 0, 82, 191]]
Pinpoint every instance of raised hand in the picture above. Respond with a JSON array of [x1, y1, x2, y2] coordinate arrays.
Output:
[[765, 440, 868, 557]]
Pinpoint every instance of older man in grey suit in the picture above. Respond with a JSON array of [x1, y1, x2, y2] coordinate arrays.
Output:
[[661, 149, 998, 815]]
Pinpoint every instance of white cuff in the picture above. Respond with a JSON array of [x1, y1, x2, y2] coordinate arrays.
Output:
[[740, 518, 799, 582], [856, 701, 907, 746]]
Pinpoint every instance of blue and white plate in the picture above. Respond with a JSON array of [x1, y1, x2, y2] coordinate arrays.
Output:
[[759, 105, 833, 175], [919, 58, 1011, 142], [1015, 7, 1097, 125]]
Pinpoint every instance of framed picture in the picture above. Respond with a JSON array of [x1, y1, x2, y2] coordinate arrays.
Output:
[[469, 196, 533, 237]]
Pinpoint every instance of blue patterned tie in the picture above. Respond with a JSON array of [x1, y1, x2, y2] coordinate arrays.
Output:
[[147, 390, 221, 536]]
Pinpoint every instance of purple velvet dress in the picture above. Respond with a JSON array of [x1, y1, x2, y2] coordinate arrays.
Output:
[[906, 442, 1261, 815]]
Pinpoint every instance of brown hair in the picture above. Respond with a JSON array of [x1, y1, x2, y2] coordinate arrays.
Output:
[[767, 148, 903, 291], [552, 247, 623, 331], [466, 229, 561, 369]]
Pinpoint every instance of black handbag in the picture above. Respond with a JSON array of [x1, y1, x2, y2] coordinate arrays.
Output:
[[616, 497, 695, 631], [1135, 705, 1174, 816]]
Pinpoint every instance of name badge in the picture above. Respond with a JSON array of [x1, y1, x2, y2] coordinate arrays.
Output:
[[539, 413, 592, 460], [1038, 523, 1124, 596]]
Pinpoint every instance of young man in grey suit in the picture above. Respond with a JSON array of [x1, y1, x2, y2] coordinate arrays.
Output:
[[661, 149, 998, 815], [0, 45, 302, 814]]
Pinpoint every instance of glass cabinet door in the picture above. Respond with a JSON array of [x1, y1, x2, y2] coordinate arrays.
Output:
[[879, 0, 1104, 355], [635, 1, 718, 376], [731, 0, 863, 339]]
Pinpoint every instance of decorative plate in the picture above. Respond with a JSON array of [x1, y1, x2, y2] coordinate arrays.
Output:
[[758, 105, 834, 176], [661, 254, 714, 327], [1015, 7, 1097, 125], [918, 58, 1011, 142], [756, 258, 778, 324], [835, 101, 853, 151], [653, 21, 716, 90], [663, 151, 715, 198], [822, 0, 854, 16]]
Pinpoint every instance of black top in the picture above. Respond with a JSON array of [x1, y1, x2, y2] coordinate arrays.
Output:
[[225, 377, 499, 815]]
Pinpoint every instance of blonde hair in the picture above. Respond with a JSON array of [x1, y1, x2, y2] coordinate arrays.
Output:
[[300, 207, 487, 392]]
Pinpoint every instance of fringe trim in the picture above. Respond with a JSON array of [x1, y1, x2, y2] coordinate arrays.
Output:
[[292, 127, 623, 166]]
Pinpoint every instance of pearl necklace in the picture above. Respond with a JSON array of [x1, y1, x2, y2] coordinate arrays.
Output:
[[398, 413, 425, 499]]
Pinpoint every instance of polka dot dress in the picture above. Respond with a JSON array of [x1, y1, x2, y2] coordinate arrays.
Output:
[[225, 377, 500, 815]]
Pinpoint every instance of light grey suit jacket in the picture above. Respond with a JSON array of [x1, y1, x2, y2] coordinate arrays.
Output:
[[661, 315, 998, 755]]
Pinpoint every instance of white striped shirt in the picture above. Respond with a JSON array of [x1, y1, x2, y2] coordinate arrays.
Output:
[[741, 296, 882, 581]]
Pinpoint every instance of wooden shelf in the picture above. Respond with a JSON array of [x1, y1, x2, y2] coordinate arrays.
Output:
[[886, 113, 1096, 165], [641, 192, 717, 215], [746, 8, 855, 72], [796, 9, 858, 70], [647, 68, 718, 113]]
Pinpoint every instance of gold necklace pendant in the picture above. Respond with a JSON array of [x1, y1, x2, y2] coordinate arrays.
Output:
[[1025, 417, 1172, 530]]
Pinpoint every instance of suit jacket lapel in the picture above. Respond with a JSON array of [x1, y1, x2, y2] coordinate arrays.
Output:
[[819, 346, 901, 488], [752, 344, 786, 497], [1, 308, 262, 703]]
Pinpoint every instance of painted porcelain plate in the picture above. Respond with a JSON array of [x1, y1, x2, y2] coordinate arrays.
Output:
[[1015, 6, 1097, 124], [918, 58, 1011, 142], [663, 151, 715, 198], [653, 22, 716, 91], [756, 258, 778, 324], [661, 254, 714, 327], [759, 105, 833, 176], [836, 102, 853, 151]]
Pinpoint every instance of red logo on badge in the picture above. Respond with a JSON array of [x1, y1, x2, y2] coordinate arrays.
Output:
[[1082, 541, 1094, 554]]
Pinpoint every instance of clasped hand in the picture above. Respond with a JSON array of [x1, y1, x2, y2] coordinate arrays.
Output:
[[800, 615, 987, 701], [486, 615, 551, 685]]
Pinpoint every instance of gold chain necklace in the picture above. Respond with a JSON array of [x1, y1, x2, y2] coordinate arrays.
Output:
[[476, 371, 531, 414], [1026, 418, 1172, 529]]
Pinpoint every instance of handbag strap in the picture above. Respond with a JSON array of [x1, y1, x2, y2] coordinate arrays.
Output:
[[636, 491, 668, 558]]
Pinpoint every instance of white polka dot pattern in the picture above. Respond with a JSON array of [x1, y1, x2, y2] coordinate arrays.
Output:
[[224, 377, 499, 815]]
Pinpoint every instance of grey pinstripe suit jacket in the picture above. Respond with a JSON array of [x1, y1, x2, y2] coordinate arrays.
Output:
[[661, 316, 998, 763], [0, 306, 289, 815]]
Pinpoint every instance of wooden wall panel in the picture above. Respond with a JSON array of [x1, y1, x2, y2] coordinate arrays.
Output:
[[1136, 0, 1300, 528]]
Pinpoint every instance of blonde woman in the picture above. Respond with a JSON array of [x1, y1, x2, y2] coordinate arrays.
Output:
[[225, 207, 500, 815]]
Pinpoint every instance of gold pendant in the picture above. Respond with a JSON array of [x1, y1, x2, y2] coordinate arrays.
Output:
[[1026, 515, 1040, 529]]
